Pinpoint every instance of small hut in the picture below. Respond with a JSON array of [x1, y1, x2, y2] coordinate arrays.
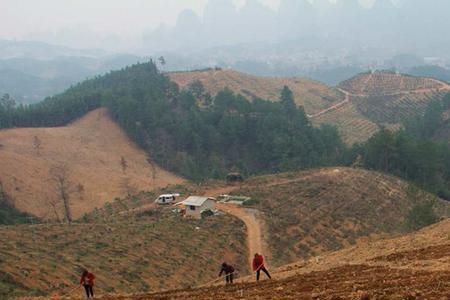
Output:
[[177, 196, 216, 219]]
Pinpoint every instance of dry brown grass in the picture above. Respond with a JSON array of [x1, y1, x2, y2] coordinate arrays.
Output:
[[0, 210, 248, 298], [236, 167, 450, 267], [0, 108, 184, 219], [168, 69, 344, 115], [28, 219, 450, 300]]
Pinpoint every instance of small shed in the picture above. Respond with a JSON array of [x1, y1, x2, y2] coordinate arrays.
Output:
[[177, 196, 216, 219], [226, 172, 244, 184], [155, 193, 179, 205]]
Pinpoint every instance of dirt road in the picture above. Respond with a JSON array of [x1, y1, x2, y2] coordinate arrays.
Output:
[[308, 88, 350, 118], [216, 203, 266, 269]]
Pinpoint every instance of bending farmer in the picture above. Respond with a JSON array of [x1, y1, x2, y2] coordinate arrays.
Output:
[[219, 262, 235, 284]]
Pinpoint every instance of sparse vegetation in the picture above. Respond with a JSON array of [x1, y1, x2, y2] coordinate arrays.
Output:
[[0, 210, 247, 297], [237, 168, 450, 266]]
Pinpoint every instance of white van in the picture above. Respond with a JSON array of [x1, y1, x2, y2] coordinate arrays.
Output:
[[154, 193, 180, 205]]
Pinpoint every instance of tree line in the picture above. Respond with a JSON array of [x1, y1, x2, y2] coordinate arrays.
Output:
[[2, 60, 450, 199], [0, 61, 344, 182]]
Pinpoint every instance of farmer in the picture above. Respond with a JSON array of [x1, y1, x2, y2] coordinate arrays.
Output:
[[80, 269, 96, 298], [219, 262, 235, 284], [252, 253, 271, 281]]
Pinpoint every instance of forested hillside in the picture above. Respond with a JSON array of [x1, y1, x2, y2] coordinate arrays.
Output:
[[344, 93, 450, 199], [3, 61, 450, 201], [0, 62, 344, 181]]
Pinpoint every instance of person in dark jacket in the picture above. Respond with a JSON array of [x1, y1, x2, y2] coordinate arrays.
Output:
[[80, 269, 96, 298], [252, 253, 271, 281], [218, 262, 235, 284]]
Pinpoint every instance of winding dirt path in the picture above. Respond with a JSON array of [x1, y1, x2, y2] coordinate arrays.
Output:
[[199, 185, 268, 271], [216, 202, 266, 269], [308, 88, 350, 118]]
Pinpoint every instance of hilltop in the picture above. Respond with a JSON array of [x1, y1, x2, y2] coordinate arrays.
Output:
[[168, 68, 345, 115], [170, 69, 450, 144], [315, 71, 450, 143], [0, 108, 184, 219]]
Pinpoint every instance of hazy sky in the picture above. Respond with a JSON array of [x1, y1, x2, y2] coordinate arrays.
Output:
[[1, 0, 385, 41]]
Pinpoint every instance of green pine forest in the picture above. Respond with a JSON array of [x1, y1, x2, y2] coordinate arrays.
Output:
[[1, 61, 450, 217]]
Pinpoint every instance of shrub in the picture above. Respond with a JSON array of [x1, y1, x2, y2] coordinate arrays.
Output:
[[406, 202, 438, 231]]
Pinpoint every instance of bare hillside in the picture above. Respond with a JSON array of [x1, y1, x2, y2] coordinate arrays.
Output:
[[0, 108, 184, 219], [168, 69, 345, 115], [0, 211, 248, 298], [235, 167, 450, 267], [27, 219, 450, 299]]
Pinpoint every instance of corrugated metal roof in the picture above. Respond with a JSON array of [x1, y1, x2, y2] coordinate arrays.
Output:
[[179, 196, 215, 207]]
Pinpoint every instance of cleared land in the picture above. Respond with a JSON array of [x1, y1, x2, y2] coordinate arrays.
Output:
[[26, 218, 450, 299], [0, 210, 248, 298], [0, 108, 184, 219], [230, 167, 450, 267], [6, 168, 450, 299]]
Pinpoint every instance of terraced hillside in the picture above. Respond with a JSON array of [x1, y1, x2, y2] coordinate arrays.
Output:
[[235, 167, 450, 267], [0, 108, 184, 219], [31, 218, 450, 299], [0, 209, 248, 298], [314, 72, 450, 143], [168, 69, 345, 115], [339, 71, 450, 125], [170, 69, 450, 144]]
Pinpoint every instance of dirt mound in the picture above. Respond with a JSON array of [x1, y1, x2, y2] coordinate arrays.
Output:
[[0, 108, 184, 219], [168, 69, 345, 115]]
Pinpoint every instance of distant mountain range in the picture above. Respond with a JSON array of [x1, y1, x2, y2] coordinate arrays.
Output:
[[143, 0, 450, 57], [0, 40, 144, 103]]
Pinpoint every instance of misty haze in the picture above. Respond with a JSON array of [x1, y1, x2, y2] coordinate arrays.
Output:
[[1, 1, 450, 299]]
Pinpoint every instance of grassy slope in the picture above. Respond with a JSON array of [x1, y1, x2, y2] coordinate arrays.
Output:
[[236, 167, 450, 266], [0, 209, 248, 298], [0, 108, 184, 219]]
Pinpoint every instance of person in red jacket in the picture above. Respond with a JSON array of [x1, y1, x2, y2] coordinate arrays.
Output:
[[252, 253, 271, 281], [80, 270, 95, 298]]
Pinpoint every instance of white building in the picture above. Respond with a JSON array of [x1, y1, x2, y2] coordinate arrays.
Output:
[[154, 193, 179, 205], [177, 196, 216, 219]]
